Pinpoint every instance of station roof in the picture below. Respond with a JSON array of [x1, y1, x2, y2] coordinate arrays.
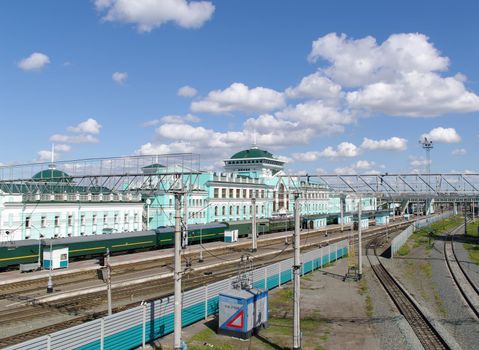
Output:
[[230, 148, 274, 160], [32, 169, 72, 183]]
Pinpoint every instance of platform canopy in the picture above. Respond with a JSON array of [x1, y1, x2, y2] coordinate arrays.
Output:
[[0, 153, 201, 195], [280, 173, 479, 200]]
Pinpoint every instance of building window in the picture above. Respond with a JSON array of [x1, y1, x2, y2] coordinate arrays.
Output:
[[103, 214, 108, 224], [243, 189, 247, 198], [54, 216, 60, 227], [215, 206, 218, 216], [114, 214, 118, 224], [214, 188, 219, 198], [25, 216, 31, 228], [68, 215, 73, 226], [134, 213, 138, 223], [169, 198, 173, 207], [261, 190, 265, 198], [81, 215, 86, 225], [229, 189, 234, 198], [255, 190, 259, 198], [262, 205, 265, 214], [243, 205, 246, 215], [229, 206, 233, 215], [222, 188, 226, 198], [249, 189, 253, 198], [124, 213, 128, 223], [236, 189, 240, 198], [236, 206, 240, 215], [222, 206, 226, 216], [93, 215, 97, 225], [41, 216, 46, 228]]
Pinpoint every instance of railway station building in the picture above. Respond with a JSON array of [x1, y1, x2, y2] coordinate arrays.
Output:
[[0, 146, 377, 242]]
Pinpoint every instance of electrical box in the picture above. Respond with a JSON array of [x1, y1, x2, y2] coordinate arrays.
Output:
[[43, 247, 69, 269], [224, 230, 239, 243], [218, 288, 268, 339]]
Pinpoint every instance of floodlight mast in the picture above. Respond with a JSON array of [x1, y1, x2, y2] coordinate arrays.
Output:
[[419, 137, 433, 175]]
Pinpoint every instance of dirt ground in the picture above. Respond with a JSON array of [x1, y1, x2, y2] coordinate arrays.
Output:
[[152, 257, 380, 350]]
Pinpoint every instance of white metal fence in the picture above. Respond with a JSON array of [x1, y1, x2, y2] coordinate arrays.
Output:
[[390, 213, 453, 257], [4, 239, 348, 350]]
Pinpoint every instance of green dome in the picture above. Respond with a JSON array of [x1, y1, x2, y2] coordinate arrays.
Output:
[[32, 169, 72, 183], [231, 148, 274, 159]]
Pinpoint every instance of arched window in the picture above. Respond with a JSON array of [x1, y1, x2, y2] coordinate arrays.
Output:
[[214, 206, 218, 216], [229, 206, 233, 215], [222, 206, 226, 216]]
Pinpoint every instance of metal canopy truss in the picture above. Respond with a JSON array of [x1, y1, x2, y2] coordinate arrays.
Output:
[[0, 154, 201, 195], [281, 173, 479, 200]]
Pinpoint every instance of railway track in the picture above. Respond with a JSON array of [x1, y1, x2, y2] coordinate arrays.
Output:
[[0, 221, 414, 348], [443, 226, 479, 319], [0, 219, 411, 297], [367, 235, 449, 350]]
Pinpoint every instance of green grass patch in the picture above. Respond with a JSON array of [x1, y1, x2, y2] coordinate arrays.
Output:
[[397, 216, 464, 256], [190, 328, 215, 342], [357, 278, 368, 296], [464, 243, 479, 265], [434, 291, 447, 316], [365, 295, 373, 317], [396, 244, 411, 256], [466, 220, 479, 237]]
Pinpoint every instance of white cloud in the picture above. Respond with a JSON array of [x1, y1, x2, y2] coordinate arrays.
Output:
[[308, 32, 448, 87], [50, 134, 99, 144], [36, 144, 71, 162], [354, 160, 375, 169], [360, 137, 407, 151], [285, 72, 342, 100], [143, 114, 200, 127], [67, 118, 102, 134], [18, 52, 50, 71], [408, 156, 431, 173], [276, 100, 354, 134], [421, 127, 461, 143], [191, 83, 285, 113], [307, 32, 479, 117], [137, 114, 317, 161], [54, 144, 72, 152], [244, 114, 298, 133], [36, 150, 54, 162], [292, 142, 360, 162], [112, 71, 128, 85], [347, 71, 479, 117], [178, 85, 198, 97], [451, 148, 466, 156], [333, 160, 381, 175], [95, 0, 215, 32], [136, 141, 194, 155]]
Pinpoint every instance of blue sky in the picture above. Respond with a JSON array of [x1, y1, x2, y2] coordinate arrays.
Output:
[[0, 0, 478, 174]]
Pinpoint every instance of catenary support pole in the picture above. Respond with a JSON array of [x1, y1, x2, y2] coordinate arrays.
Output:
[[358, 197, 363, 278], [340, 196, 344, 232], [174, 193, 183, 350], [293, 192, 301, 350], [47, 239, 53, 293], [106, 248, 112, 316], [464, 203, 467, 236], [252, 197, 257, 252]]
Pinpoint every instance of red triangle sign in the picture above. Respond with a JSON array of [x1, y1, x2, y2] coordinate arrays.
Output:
[[226, 310, 244, 329]]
